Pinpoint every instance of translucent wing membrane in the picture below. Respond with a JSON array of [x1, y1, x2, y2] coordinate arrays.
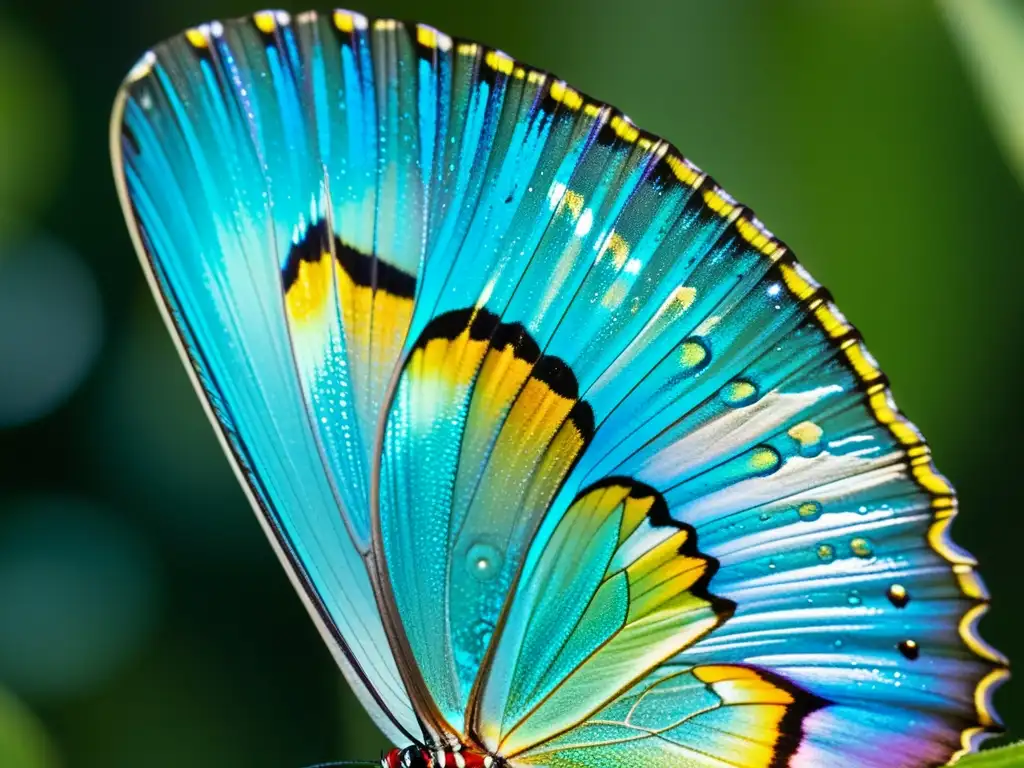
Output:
[[111, 8, 1007, 767], [110, 10, 422, 742]]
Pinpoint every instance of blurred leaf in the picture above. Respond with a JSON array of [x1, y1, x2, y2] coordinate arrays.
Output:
[[0, 19, 69, 244], [953, 743, 1024, 767], [941, 0, 1024, 187], [0, 687, 58, 768]]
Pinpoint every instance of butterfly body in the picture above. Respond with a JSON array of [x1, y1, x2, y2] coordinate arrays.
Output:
[[382, 746, 499, 768], [110, 8, 1007, 767]]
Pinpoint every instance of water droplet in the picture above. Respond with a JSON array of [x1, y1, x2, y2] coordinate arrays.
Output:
[[847, 590, 862, 606], [817, 543, 836, 563], [466, 542, 503, 582], [758, 511, 772, 522], [679, 337, 710, 372], [748, 445, 781, 475], [833, 639, 844, 649], [797, 501, 822, 522], [898, 640, 920, 661], [887, 583, 909, 608], [721, 378, 759, 407], [767, 560, 777, 571], [787, 420, 824, 457], [850, 537, 873, 558]]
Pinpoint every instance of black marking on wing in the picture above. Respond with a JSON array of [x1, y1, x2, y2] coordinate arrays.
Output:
[[410, 307, 594, 440], [281, 219, 417, 299], [578, 476, 736, 622], [762, 667, 829, 768]]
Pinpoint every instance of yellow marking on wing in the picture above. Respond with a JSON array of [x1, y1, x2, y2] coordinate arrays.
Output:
[[370, 291, 415, 387], [749, 446, 780, 473], [954, 564, 986, 601], [666, 154, 703, 187], [910, 462, 949, 494], [723, 379, 756, 404], [926, 514, 972, 566], [253, 11, 277, 34], [814, 302, 850, 338], [457, 42, 480, 57], [502, 379, 576, 444], [687, 665, 795, 767], [417, 25, 438, 49], [842, 342, 884, 384], [703, 187, 736, 217], [620, 492, 654, 543], [788, 420, 823, 448], [486, 50, 515, 76], [185, 28, 208, 48], [736, 216, 783, 259], [778, 261, 817, 301], [331, 261, 415, 422], [626, 531, 710, 622], [473, 345, 534, 424], [502, 415, 589, 529], [679, 339, 707, 370], [550, 80, 583, 111], [420, 331, 489, 395], [960, 604, 1006, 665], [562, 189, 585, 218], [671, 285, 697, 311], [333, 10, 356, 32], [610, 115, 639, 143], [598, 231, 630, 268], [285, 253, 332, 323], [976, 667, 1011, 727], [694, 666, 795, 706]]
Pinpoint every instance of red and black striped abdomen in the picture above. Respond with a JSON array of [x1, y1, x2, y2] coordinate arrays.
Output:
[[382, 746, 499, 768]]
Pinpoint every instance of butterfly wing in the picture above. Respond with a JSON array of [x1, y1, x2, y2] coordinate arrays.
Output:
[[364, 22, 1007, 768], [110, 9, 429, 744], [474, 250, 1006, 766], [112, 9, 1007, 765]]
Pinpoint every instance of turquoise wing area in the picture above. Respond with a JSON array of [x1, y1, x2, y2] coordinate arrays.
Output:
[[112, 8, 1008, 765], [366, 19, 1007, 768], [109, 10, 427, 744], [469, 247, 1008, 765]]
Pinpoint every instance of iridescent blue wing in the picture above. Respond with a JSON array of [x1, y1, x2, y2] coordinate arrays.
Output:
[[110, 9, 428, 744], [366, 20, 1008, 768], [112, 9, 1008, 766]]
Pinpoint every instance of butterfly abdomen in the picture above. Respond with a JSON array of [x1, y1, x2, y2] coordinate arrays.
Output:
[[382, 747, 499, 768]]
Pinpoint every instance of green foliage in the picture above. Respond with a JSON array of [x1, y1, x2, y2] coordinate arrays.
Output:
[[0, 687, 58, 768], [941, 0, 1024, 188], [953, 743, 1024, 767], [0, 21, 68, 245]]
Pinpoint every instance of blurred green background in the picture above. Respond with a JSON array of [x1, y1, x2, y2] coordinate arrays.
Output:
[[0, 0, 1021, 766]]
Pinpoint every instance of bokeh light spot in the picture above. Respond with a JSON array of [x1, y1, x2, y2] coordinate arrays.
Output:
[[0, 237, 103, 427], [0, 497, 160, 702]]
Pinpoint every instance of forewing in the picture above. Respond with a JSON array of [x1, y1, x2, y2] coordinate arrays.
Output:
[[110, 9, 426, 744]]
